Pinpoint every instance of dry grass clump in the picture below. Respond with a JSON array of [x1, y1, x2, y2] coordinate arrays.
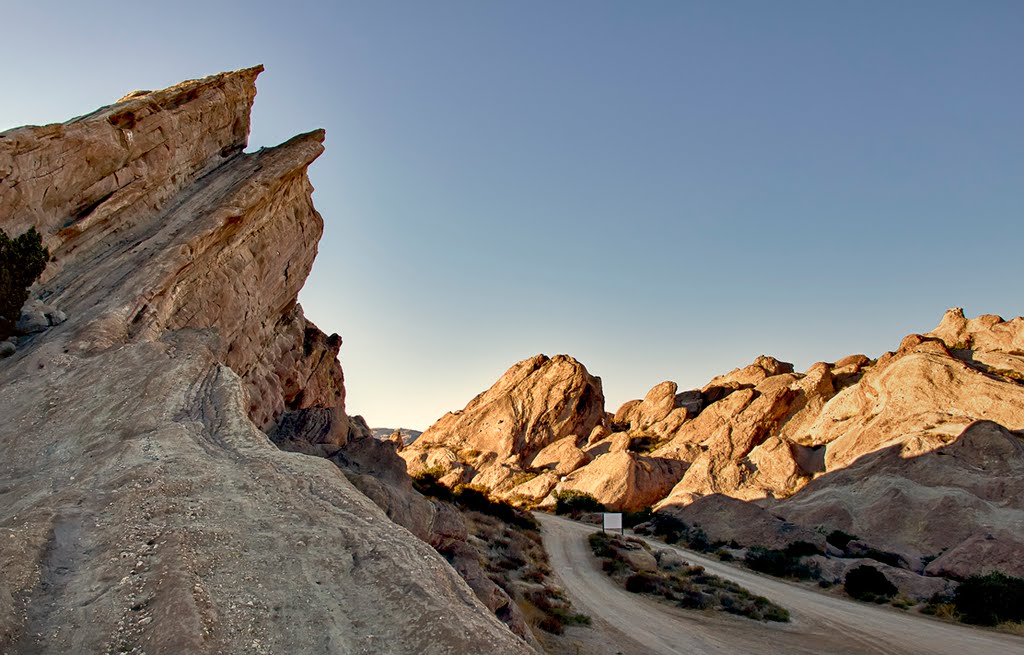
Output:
[[465, 511, 590, 636]]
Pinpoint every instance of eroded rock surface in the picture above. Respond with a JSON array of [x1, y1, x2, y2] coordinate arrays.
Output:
[[400, 353, 605, 494], [413, 309, 1024, 581], [0, 68, 532, 654]]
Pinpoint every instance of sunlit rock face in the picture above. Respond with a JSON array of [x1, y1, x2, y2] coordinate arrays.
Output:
[[415, 309, 1024, 579], [0, 68, 534, 654]]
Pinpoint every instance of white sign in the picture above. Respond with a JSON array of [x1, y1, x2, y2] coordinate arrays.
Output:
[[603, 512, 623, 531]]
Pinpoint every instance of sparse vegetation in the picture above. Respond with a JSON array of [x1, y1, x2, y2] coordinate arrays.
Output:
[[992, 368, 1024, 383], [553, 490, 606, 516], [634, 512, 720, 553], [623, 507, 654, 528], [744, 544, 822, 580], [628, 435, 663, 453], [589, 532, 790, 622], [843, 565, 897, 602], [412, 470, 537, 530], [952, 572, 1024, 626], [826, 529, 858, 550], [0, 227, 50, 340], [413, 470, 588, 637]]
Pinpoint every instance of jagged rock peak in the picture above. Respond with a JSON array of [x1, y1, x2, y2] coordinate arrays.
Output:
[[0, 69, 533, 654], [400, 353, 605, 490]]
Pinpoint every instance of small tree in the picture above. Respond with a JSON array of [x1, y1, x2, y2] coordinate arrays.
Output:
[[0, 227, 50, 340]]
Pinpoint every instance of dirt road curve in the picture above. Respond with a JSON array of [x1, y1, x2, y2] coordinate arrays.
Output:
[[536, 513, 1024, 655]]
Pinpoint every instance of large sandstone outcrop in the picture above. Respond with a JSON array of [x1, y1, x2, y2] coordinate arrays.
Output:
[[414, 307, 1024, 581], [400, 354, 605, 491], [0, 68, 532, 654], [653, 309, 1024, 578]]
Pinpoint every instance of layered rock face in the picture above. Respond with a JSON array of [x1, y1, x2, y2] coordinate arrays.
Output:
[[400, 354, 606, 496], [0, 69, 532, 654], [412, 309, 1024, 580]]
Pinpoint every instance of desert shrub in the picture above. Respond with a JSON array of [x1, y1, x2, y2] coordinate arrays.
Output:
[[686, 527, 712, 552], [628, 435, 659, 453], [844, 565, 897, 602], [454, 486, 537, 530], [953, 572, 1024, 626], [745, 547, 820, 580], [784, 541, 824, 558], [0, 227, 50, 340], [648, 513, 688, 544], [554, 490, 605, 515], [625, 572, 663, 594], [591, 532, 790, 622], [588, 532, 615, 558], [860, 547, 904, 568], [411, 468, 453, 501], [715, 549, 734, 562], [526, 587, 590, 634], [826, 530, 858, 550], [624, 507, 654, 528]]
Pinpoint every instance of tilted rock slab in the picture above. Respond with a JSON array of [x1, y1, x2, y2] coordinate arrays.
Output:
[[400, 353, 605, 492], [0, 68, 532, 654]]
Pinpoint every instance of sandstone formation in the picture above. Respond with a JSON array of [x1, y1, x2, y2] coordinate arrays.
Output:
[[413, 308, 1024, 583], [0, 68, 532, 654], [400, 353, 605, 493]]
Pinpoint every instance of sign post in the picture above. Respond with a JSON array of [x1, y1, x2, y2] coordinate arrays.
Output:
[[602, 512, 623, 535]]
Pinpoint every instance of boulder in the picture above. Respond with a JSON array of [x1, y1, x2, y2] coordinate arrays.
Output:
[[557, 451, 687, 511], [529, 434, 590, 475]]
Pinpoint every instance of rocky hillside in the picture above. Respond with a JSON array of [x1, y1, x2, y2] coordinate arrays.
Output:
[[0, 68, 533, 654], [400, 309, 1024, 581]]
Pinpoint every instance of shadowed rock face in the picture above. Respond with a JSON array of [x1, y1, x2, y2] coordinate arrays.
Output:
[[0, 68, 533, 654]]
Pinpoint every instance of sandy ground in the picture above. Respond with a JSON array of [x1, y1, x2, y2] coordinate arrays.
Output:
[[536, 513, 1024, 655]]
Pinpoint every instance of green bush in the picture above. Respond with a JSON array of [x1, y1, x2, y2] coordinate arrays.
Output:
[[648, 513, 688, 544], [844, 565, 897, 602], [953, 572, 1024, 626], [624, 507, 654, 528], [554, 490, 606, 515], [0, 227, 50, 340]]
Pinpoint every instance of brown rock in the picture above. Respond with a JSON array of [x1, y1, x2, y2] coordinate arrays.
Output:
[[808, 556, 955, 600], [775, 421, 1024, 578], [656, 495, 826, 551]]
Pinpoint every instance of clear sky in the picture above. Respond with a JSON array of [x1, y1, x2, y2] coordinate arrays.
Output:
[[3, 2, 1022, 429]]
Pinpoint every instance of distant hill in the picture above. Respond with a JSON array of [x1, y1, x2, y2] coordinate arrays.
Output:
[[371, 427, 423, 445]]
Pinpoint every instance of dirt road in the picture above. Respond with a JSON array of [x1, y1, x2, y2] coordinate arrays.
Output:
[[537, 513, 1024, 655]]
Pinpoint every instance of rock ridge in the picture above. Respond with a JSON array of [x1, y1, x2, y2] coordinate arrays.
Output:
[[0, 68, 533, 654]]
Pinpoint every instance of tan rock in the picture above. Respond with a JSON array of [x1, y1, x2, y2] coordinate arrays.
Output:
[[557, 452, 687, 511], [614, 381, 677, 431], [504, 471, 559, 503], [405, 353, 603, 461], [0, 68, 533, 654], [529, 435, 590, 475]]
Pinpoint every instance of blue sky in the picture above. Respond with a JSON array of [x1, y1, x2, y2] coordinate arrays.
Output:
[[3, 2, 1022, 428]]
